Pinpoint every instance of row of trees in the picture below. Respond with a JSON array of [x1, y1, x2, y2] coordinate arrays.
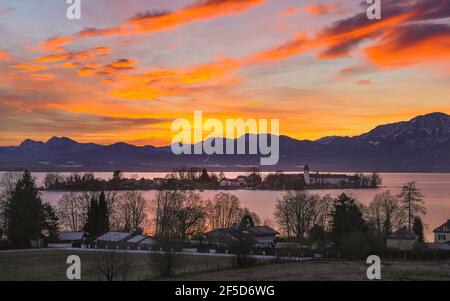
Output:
[[273, 181, 426, 248], [153, 191, 260, 240], [57, 190, 147, 235], [0, 170, 427, 252], [57, 189, 261, 241]]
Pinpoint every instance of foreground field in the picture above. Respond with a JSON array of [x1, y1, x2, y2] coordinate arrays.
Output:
[[1, 249, 449, 281], [173, 260, 450, 281], [0, 249, 233, 281]]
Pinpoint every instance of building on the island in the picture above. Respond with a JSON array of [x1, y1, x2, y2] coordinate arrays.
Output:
[[433, 219, 450, 243], [386, 228, 417, 250], [206, 225, 279, 248], [153, 178, 168, 186], [303, 164, 310, 185], [236, 176, 248, 187], [246, 173, 262, 187], [219, 178, 242, 188], [310, 173, 357, 187]]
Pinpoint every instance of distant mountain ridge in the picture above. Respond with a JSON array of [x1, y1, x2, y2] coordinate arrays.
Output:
[[1, 112, 450, 172]]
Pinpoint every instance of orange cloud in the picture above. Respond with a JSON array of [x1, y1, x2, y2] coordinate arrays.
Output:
[[364, 24, 450, 68], [108, 58, 241, 100], [13, 63, 49, 72], [35, 47, 111, 63], [42, 0, 265, 50], [304, 2, 342, 15], [356, 79, 372, 86], [0, 50, 11, 61]]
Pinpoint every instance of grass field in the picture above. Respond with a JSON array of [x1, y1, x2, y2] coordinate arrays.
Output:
[[1, 250, 449, 281], [0, 249, 234, 281], [172, 259, 450, 281]]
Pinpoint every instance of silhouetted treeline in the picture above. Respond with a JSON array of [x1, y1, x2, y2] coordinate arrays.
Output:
[[43, 168, 382, 191]]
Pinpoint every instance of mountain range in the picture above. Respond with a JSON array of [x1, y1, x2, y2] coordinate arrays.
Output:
[[1, 112, 450, 172]]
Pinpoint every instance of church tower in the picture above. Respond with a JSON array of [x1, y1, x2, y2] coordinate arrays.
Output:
[[303, 164, 310, 185]]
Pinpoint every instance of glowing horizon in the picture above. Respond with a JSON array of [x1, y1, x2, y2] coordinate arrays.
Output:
[[0, 0, 449, 147]]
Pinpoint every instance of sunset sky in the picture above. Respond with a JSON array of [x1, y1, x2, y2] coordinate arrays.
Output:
[[0, 0, 449, 146]]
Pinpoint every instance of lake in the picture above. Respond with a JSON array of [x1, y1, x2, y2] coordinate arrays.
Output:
[[2, 172, 450, 241]]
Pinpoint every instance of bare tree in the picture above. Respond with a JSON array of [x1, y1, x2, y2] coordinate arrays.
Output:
[[57, 192, 86, 231], [274, 191, 324, 242], [117, 191, 146, 233], [206, 192, 242, 229], [0, 172, 21, 237], [367, 190, 403, 237], [96, 250, 134, 281], [152, 191, 206, 240]]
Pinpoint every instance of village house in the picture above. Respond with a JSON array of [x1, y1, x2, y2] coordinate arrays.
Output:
[[94, 232, 135, 249], [433, 219, 450, 243], [138, 237, 158, 250], [386, 228, 417, 250], [206, 225, 279, 248]]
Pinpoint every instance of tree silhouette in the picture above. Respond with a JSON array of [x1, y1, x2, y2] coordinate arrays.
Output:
[[398, 182, 426, 230], [7, 171, 43, 243]]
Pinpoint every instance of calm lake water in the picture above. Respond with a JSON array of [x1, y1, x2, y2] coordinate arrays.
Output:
[[2, 172, 450, 241]]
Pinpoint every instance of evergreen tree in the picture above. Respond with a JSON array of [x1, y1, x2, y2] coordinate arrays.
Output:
[[84, 197, 99, 236], [84, 192, 109, 237], [412, 216, 425, 243], [330, 193, 366, 246], [97, 191, 109, 235], [7, 171, 43, 243], [398, 182, 426, 230], [41, 203, 60, 239]]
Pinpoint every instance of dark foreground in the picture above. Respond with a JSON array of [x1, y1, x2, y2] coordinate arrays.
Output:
[[0, 250, 449, 281]]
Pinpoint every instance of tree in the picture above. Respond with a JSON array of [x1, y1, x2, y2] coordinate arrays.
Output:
[[118, 191, 146, 233], [84, 191, 109, 237], [274, 191, 323, 242], [152, 191, 206, 240], [96, 250, 134, 281], [173, 192, 206, 240], [206, 193, 242, 229], [308, 224, 326, 248], [84, 196, 99, 236], [41, 203, 60, 239], [97, 191, 110, 235], [398, 182, 426, 230], [199, 168, 210, 182], [330, 193, 366, 246], [369, 172, 382, 188], [57, 192, 86, 231], [0, 172, 21, 238], [7, 171, 43, 243], [412, 216, 425, 243], [367, 190, 403, 237]]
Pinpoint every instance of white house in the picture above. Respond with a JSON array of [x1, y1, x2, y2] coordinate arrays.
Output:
[[219, 178, 241, 188], [433, 219, 450, 243]]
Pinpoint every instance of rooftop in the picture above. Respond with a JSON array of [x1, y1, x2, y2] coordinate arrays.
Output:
[[389, 228, 417, 240], [433, 220, 450, 233], [96, 232, 133, 242]]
